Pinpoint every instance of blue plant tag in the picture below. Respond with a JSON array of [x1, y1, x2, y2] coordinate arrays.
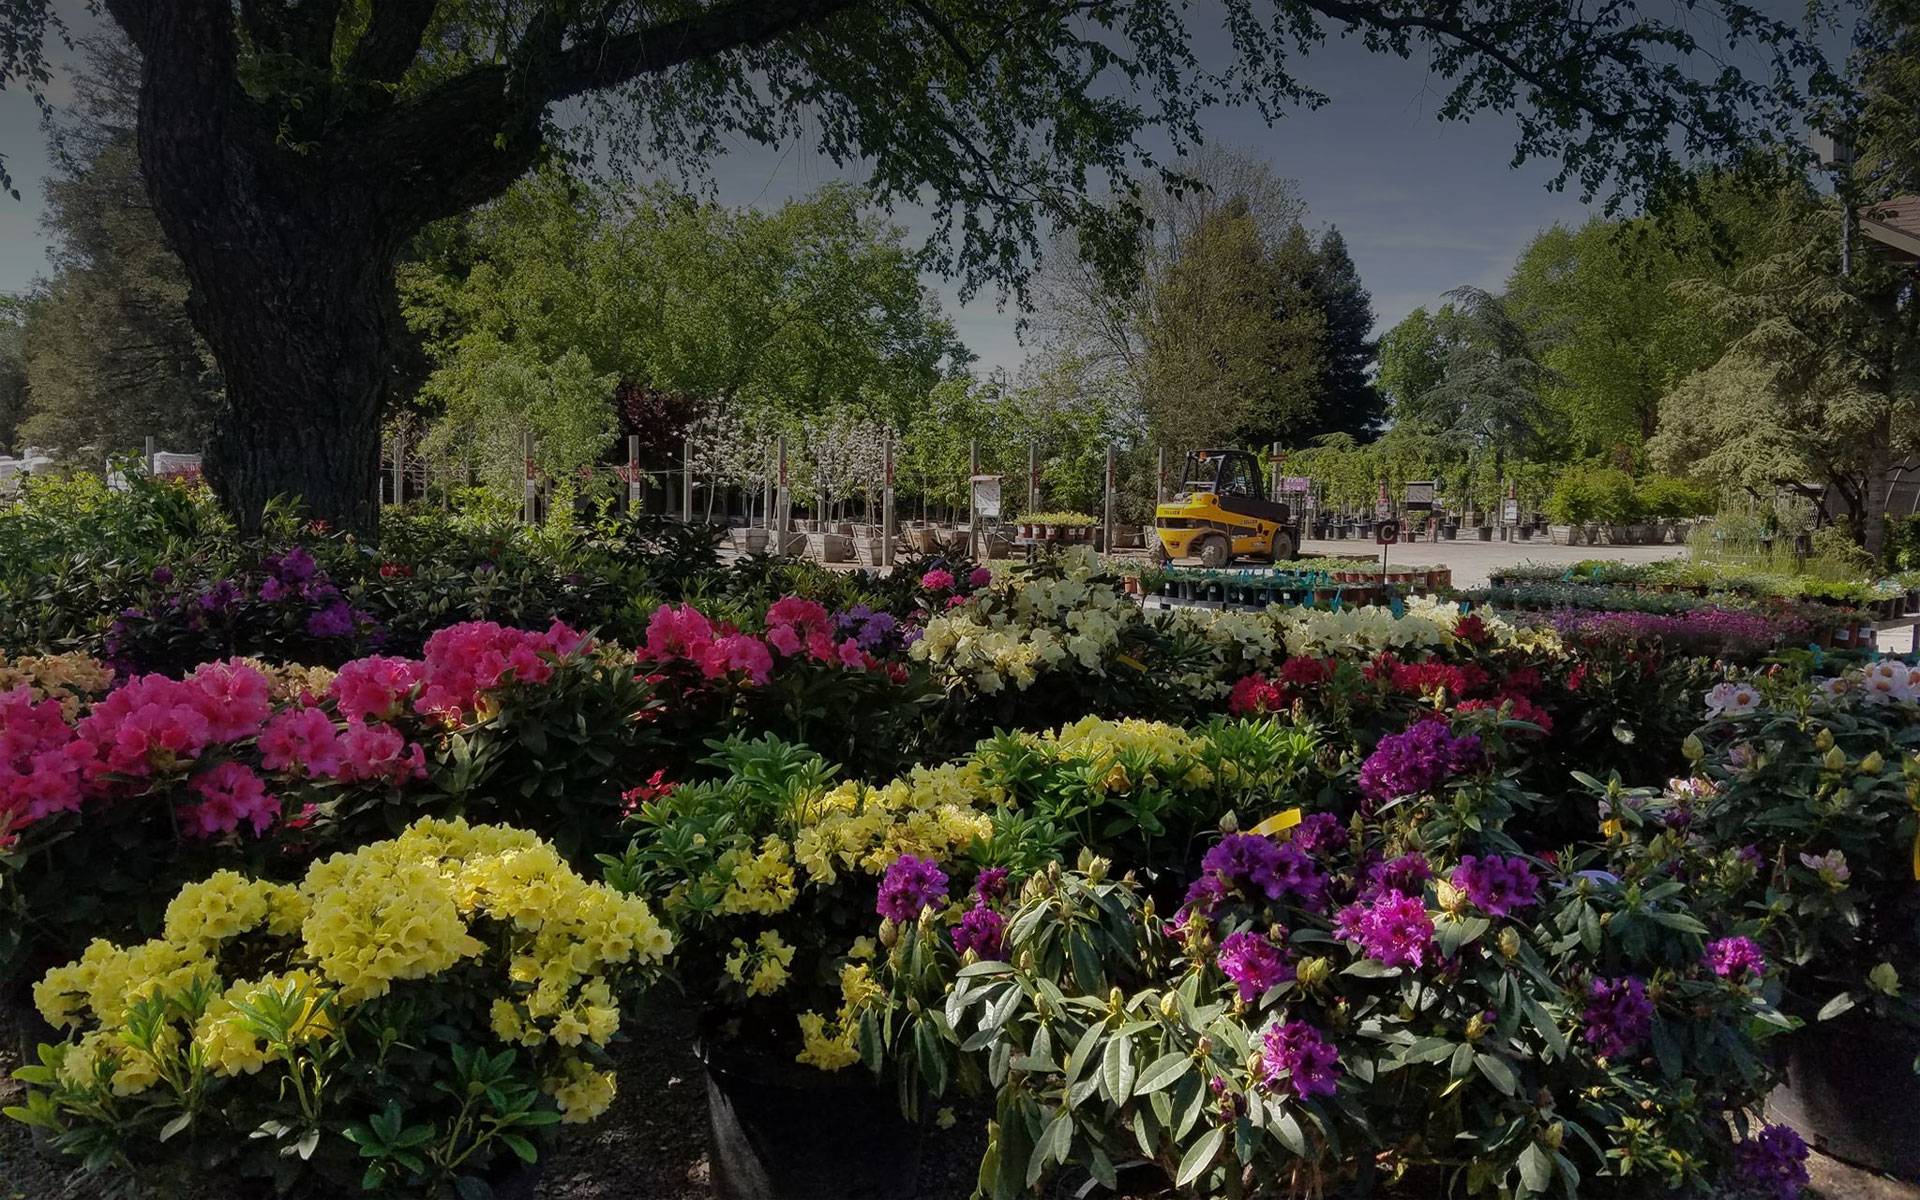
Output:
[[1390, 595, 1406, 619]]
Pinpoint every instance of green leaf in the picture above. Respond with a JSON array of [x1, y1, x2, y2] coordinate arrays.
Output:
[[159, 1112, 193, 1142], [1474, 1053, 1517, 1095], [1273, 1107, 1307, 1156], [1101, 1034, 1136, 1102], [1134, 1052, 1190, 1096], [1175, 1126, 1224, 1187], [1519, 1142, 1553, 1194], [501, 1132, 538, 1164], [1816, 991, 1859, 1022]]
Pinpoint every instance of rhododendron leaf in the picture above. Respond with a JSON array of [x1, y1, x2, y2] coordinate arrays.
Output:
[[1175, 1126, 1224, 1187], [1448, 1043, 1476, 1080], [1273, 1107, 1307, 1155], [1100, 1036, 1136, 1102], [1473, 1053, 1517, 1095], [1518, 1142, 1554, 1194], [1521, 997, 1567, 1058], [1134, 1052, 1190, 1096]]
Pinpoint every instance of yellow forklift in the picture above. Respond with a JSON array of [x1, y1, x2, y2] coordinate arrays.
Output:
[[1153, 449, 1300, 568]]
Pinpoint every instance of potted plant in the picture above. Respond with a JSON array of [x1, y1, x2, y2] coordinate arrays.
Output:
[[11, 818, 671, 1197], [740, 526, 771, 554]]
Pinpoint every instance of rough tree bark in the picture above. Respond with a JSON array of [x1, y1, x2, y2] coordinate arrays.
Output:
[[100, 0, 850, 535]]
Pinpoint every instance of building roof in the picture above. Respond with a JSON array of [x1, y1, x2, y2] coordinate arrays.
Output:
[[1862, 196, 1920, 263]]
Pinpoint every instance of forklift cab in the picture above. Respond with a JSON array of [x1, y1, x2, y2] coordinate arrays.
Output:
[[1156, 449, 1298, 567]]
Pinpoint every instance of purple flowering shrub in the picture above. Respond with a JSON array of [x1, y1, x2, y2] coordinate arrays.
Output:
[[908, 805, 1795, 1200], [1586, 662, 1920, 1033]]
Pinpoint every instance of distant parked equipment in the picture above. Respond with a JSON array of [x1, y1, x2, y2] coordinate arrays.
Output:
[[1153, 449, 1300, 568]]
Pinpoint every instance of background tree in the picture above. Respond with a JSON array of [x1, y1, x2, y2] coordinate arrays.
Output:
[[1650, 195, 1920, 555], [18, 33, 217, 460], [0, 302, 28, 454], [403, 174, 966, 487], [1137, 203, 1324, 447], [0, 0, 1834, 532], [1297, 228, 1385, 441]]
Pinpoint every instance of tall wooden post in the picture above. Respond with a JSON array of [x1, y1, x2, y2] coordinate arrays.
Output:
[[626, 435, 642, 513], [1028, 441, 1039, 514], [521, 431, 537, 525], [391, 432, 405, 507], [681, 438, 693, 523], [776, 436, 790, 537], [1270, 441, 1284, 502], [1102, 444, 1116, 556], [143, 435, 156, 477], [883, 431, 897, 568], [968, 438, 980, 559], [1156, 446, 1167, 505]]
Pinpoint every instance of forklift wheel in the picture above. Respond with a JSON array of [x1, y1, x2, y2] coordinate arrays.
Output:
[[1196, 534, 1232, 570], [1270, 530, 1296, 563]]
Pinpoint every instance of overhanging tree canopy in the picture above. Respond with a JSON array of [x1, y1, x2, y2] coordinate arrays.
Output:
[[0, 0, 1836, 531]]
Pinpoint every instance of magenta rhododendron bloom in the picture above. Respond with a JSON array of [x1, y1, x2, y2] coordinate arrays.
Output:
[[1581, 975, 1652, 1059], [877, 854, 948, 921], [920, 568, 955, 591], [968, 566, 993, 588], [953, 903, 1005, 960], [1357, 720, 1482, 805], [1703, 936, 1767, 981], [1333, 890, 1433, 968], [330, 655, 423, 722], [257, 707, 342, 776], [1450, 854, 1541, 917], [1218, 930, 1294, 1001], [1260, 1020, 1340, 1099], [180, 762, 278, 838]]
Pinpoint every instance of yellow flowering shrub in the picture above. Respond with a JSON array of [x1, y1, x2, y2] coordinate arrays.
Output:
[[15, 817, 672, 1193], [0, 650, 113, 714]]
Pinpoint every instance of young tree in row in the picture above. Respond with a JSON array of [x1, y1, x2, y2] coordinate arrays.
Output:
[[0, 0, 1834, 532]]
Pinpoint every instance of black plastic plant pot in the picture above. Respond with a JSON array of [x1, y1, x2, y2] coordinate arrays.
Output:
[[698, 1032, 925, 1200], [1768, 1013, 1920, 1181]]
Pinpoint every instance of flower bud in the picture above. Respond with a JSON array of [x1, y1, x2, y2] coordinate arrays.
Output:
[[1498, 928, 1521, 959], [1465, 1013, 1488, 1042], [1019, 950, 1036, 973], [1824, 745, 1847, 772], [1296, 956, 1331, 987], [878, 918, 900, 948], [1160, 991, 1181, 1019], [1814, 727, 1834, 752], [1219, 811, 1240, 834], [1108, 987, 1125, 1015], [1540, 1121, 1565, 1150], [1870, 962, 1902, 996], [1860, 751, 1885, 775], [1435, 878, 1467, 915], [1682, 734, 1704, 762], [1086, 855, 1110, 885]]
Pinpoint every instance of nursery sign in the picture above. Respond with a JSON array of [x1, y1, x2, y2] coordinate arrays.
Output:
[[970, 474, 1002, 519], [1404, 481, 1436, 510], [1503, 498, 1521, 525]]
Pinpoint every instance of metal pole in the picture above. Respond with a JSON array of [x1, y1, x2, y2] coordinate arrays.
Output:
[[1028, 441, 1039, 514], [1270, 441, 1283, 503], [143, 435, 156, 476], [627, 434, 641, 514], [777, 436, 790, 538], [1156, 447, 1167, 505], [1102, 444, 1116, 557], [681, 438, 693, 523], [968, 438, 980, 559], [522, 431, 537, 525], [883, 431, 896, 568]]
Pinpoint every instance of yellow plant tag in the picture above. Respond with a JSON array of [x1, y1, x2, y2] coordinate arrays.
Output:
[[1250, 807, 1303, 838], [1115, 654, 1147, 672]]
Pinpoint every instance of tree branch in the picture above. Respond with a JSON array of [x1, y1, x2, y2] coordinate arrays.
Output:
[[343, 0, 438, 84], [545, 0, 862, 102]]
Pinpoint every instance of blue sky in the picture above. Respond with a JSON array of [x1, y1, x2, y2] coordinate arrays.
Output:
[[0, 6, 1809, 374]]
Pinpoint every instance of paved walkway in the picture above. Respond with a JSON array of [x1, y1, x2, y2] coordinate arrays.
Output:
[[1294, 535, 1688, 589]]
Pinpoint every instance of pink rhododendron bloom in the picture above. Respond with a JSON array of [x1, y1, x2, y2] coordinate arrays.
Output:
[[766, 624, 803, 656], [766, 597, 831, 634], [701, 635, 775, 685], [0, 687, 94, 826], [836, 638, 867, 670], [968, 566, 993, 588], [921, 569, 955, 591], [415, 620, 581, 721], [185, 659, 273, 741], [330, 655, 423, 722], [330, 720, 427, 785], [639, 604, 717, 662], [258, 707, 343, 776], [180, 762, 279, 838], [77, 675, 212, 776]]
